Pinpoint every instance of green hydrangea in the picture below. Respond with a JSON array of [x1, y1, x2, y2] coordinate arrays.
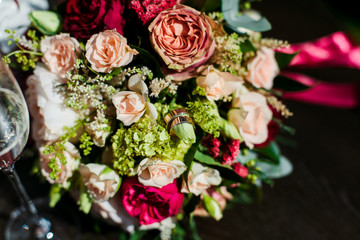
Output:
[[186, 99, 220, 137], [112, 116, 177, 175]]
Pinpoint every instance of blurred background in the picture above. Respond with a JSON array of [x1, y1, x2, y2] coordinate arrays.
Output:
[[1, 0, 360, 239]]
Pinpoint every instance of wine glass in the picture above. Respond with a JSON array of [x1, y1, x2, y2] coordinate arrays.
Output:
[[0, 54, 80, 239]]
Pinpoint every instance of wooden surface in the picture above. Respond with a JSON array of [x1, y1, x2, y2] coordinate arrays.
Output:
[[1, 0, 360, 239]]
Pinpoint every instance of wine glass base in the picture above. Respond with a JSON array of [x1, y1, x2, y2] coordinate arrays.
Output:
[[5, 197, 81, 240]]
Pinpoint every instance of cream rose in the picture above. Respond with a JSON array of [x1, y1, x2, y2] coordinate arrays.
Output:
[[112, 74, 158, 126], [181, 162, 221, 196], [196, 66, 243, 101], [39, 142, 80, 188], [229, 90, 272, 149], [85, 29, 138, 73], [246, 47, 279, 89], [41, 33, 80, 78], [25, 64, 79, 145], [79, 163, 121, 202], [137, 158, 186, 188]]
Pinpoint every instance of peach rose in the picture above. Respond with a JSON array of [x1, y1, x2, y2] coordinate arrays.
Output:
[[181, 162, 221, 196], [196, 66, 243, 101], [79, 163, 121, 202], [246, 47, 279, 89], [112, 74, 158, 126], [40, 33, 80, 78], [137, 158, 186, 188], [148, 4, 215, 75], [85, 29, 138, 73], [39, 142, 80, 188], [228, 90, 272, 149]]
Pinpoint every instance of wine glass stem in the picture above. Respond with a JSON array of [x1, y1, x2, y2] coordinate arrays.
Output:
[[6, 169, 38, 217]]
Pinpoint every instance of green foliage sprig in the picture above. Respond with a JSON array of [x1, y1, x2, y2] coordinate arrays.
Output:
[[42, 121, 83, 180], [2, 29, 43, 71]]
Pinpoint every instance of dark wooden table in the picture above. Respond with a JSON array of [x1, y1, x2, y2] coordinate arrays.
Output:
[[1, 0, 360, 239]]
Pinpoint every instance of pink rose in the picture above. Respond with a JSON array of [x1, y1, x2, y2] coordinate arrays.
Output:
[[112, 74, 158, 126], [246, 47, 279, 89], [120, 177, 184, 225], [85, 29, 138, 73], [228, 91, 273, 149], [39, 142, 80, 188], [148, 4, 215, 79], [40, 33, 80, 78], [196, 66, 243, 101]]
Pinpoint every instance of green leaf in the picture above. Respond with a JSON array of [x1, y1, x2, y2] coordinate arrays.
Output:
[[183, 129, 204, 188], [173, 123, 196, 144], [203, 194, 223, 220], [222, 0, 271, 33], [273, 75, 313, 92], [130, 45, 164, 78], [49, 184, 63, 208], [253, 141, 280, 165], [240, 39, 256, 52], [255, 155, 293, 179], [29, 11, 61, 35], [194, 151, 232, 170], [275, 51, 299, 69], [183, 195, 201, 215], [219, 118, 242, 140]]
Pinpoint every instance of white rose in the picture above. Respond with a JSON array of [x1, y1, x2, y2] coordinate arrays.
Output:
[[229, 91, 272, 149], [39, 142, 80, 188], [137, 158, 186, 188], [139, 217, 175, 233], [91, 193, 137, 233], [79, 163, 121, 202], [85, 122, 111, 147], [26, 64, 78, 145], [181, 162, 221, 196]]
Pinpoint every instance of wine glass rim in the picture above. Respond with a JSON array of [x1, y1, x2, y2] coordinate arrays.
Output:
[[0, 87, 29, 158]]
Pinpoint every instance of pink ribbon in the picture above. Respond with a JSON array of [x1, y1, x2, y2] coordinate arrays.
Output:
[[278, 31, 360, 108]]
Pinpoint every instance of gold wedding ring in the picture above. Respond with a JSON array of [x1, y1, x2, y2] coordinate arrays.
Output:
[[164, 108, 194, 137]]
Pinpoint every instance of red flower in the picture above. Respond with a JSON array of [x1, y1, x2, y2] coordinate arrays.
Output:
[[232, 163, 248, 178], [128, 0, 179, 25], [221, 139, 241, 165], [201, 134, 221, 158], [63, 0, 126, 39], [120, 177, 184, 225]]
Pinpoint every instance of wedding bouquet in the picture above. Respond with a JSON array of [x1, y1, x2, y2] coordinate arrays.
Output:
[[3, 0, 297, 238]]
